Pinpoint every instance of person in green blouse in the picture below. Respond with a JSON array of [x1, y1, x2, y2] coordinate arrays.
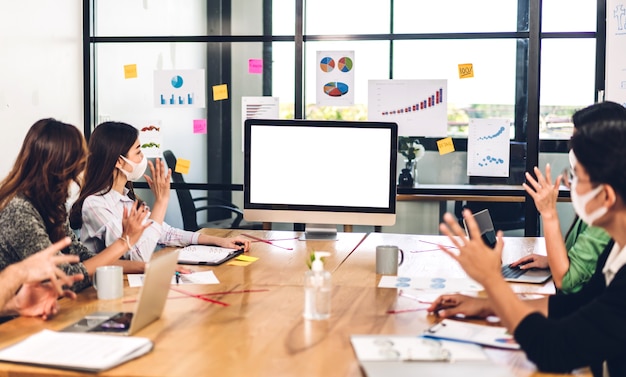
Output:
[[510, 101, 626, 293]]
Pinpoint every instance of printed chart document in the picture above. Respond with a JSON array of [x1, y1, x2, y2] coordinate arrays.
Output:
[[0, 329, 153, 372], [424, 319, 520, 350], [177, 245, 243, 265], [351, 334, 513, 377], [378, 275, 483, 292], [351, 335, 488, 362]]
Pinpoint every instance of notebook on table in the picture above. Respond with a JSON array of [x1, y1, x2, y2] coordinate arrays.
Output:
[[176, 245, 244, 265], [62, 250, 179, 335], [464, 209, 552, 284]]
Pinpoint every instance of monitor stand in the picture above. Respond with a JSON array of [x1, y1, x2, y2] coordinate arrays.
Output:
[[299, 224, 338, 241]]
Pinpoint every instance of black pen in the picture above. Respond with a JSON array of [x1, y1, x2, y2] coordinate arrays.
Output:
[[175, 272, 181, 284]]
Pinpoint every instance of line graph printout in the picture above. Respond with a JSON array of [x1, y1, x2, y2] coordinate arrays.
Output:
[[368, 79, 447, 137], [467, 118, 511, 177]]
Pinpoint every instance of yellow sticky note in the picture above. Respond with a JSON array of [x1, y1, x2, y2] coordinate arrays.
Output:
[[437, 137, 455, 155], [227, 260, 252, 267], [124, 64, 138, 79], [174, 158, 191, 174], [236, 255, 259, 262], [458, 63, 474, 79], [212, 84, 229, 101]]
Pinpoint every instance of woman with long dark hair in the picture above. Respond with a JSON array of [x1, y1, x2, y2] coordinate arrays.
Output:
[[70, 121, 249, 262], [0, 119, 149, 291]]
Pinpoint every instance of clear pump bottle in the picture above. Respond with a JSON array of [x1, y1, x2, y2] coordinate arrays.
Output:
[[304, 251, 332, 320]]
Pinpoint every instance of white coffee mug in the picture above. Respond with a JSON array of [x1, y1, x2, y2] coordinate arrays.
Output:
[[376, 245, 404, 275], [93, 265, 123, 300]]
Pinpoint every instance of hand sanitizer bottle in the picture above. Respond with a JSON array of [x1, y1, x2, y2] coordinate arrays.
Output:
[[304, 251, 332, 320]]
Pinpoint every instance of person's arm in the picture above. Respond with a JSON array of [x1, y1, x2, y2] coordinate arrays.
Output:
[[514, 273, 626, 374], [438, 211, 544, 331], [143, 158, 171, 225], [0, 199, 91, 291], [197, 234, 251, 252], [81, 205, 150, 276], [82, 194, 162, 262], [560, 225, 612, 294], [0, 263, 31, 315], [0, 238, 84, 318], [522, 165, 570, 287]]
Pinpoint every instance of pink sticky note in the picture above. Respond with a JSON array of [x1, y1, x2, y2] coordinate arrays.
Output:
[[248, 59, 263, 74], [193, 119, 207, 134]]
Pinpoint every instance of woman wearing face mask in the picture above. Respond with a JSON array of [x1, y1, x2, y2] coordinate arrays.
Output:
[[69, 121, 250, 263], [0, 119, 149, 291], [428, 119, 626, 376], [509, 101, 626, 294]]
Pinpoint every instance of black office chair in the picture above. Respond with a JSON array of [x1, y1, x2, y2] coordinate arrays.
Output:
[[163, 150, 262, 231]]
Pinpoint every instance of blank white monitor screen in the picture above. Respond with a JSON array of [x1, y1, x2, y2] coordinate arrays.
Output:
[[244, 119, 398, 238]]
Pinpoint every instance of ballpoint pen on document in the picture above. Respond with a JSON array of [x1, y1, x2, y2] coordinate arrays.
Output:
[[398, 290, 434, 304], [241, 233, 294, 250], [175, 271, 181, 285]]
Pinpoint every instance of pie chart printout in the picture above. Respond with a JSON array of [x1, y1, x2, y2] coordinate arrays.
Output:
[[171, 75, 184, 89], [320, 57, 335, 72], [323, 82, 349, 97], [338, 57, 353, 72]]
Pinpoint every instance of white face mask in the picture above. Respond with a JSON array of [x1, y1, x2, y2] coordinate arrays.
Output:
[[65, 180, 81, 211], [570, 170, 607, 226], [118, 155, 147, 181]]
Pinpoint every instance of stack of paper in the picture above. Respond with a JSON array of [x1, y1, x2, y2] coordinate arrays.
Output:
[[350, 334, 513, 377], [0, 329, 153, 372]]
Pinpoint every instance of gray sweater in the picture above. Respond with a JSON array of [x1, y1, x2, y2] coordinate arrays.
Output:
[[0, 196, 93, 291]]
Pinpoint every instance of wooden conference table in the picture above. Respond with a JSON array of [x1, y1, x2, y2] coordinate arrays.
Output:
[[0, 230, 590, 377]]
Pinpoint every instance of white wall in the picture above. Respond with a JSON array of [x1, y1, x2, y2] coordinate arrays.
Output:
[[0, 2, 83, 178]]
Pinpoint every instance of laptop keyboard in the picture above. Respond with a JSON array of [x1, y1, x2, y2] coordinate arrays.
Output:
[[501, 265, 526, 279]]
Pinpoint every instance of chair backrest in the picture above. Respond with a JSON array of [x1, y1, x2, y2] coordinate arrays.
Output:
[[162, 150, 199, 231], [455, 201, 525, 232]]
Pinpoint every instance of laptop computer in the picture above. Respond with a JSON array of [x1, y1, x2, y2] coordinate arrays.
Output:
[[62, 250, 179, 335], [463, 209, 551, 284]]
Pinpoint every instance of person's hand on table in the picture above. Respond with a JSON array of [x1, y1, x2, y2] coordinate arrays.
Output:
[[510, 254, 549, 269], [427, 294, 493, 319], [175, 265, 193, 274], [219, 237, 250, 252]]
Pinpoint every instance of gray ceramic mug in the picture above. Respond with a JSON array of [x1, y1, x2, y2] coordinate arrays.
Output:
[[375, 245, 404, 275]]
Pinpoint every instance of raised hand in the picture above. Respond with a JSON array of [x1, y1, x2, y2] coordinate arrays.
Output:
[[121, 202, 151, 246], [19, 237, 83, 295], [427, 293, 492, 319], [12, 279, 81, 320], [438, 211, 504, 286], [522, 164, 562, 219], [144, 158, 171, 205]]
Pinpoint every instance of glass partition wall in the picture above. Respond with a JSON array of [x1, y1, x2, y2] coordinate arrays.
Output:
[[85, 0, 604, 235]]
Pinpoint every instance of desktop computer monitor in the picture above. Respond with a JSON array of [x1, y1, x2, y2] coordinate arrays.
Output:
[[244, 118, 398, 240]]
